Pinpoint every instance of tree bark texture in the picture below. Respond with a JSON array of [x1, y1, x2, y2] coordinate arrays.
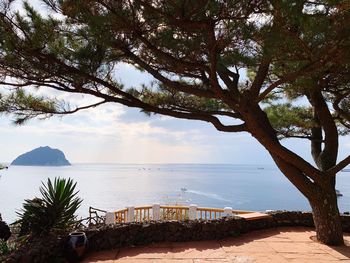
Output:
[[240, 101, 344, 245], [310, 185, 344, 245]]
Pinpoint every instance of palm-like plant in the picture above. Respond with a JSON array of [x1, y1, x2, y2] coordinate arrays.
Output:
[[16, 178, 82, 236]]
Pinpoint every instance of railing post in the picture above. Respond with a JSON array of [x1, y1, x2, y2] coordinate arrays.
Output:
[[189, 204, 197, 220], [105, 212, 115, 225], [223, 207, 233, 217], [152, 203, 160, 221], [89, 206, 92, 226], [127, 206, 135, 223]]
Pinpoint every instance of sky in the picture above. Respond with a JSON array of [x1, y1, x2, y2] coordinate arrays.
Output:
[[2, 62, 349, 165], [1, 0, 350, 165], [0, 63, 274, 164]]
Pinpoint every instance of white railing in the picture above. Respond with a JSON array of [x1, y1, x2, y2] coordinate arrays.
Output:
[[105, 204, 268, 224]]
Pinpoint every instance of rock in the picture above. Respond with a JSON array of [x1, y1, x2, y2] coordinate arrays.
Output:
[[11, 146, 71, 166]]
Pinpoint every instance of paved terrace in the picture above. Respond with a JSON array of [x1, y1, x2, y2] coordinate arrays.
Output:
[[83, 227, 350, 263]]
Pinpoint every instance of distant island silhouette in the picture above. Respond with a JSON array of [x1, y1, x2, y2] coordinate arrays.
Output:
[[11, 146, 71, 166]]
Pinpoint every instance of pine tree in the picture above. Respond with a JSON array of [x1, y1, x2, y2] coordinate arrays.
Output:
[[1, 0, 350, 245]]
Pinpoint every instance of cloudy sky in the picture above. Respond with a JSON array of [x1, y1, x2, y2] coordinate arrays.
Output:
[[1, 0, 350, 165], [0, 64, 270, 164], [3, 62, 349, 165]]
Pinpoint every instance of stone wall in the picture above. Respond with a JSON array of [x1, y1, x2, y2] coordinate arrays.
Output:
[[85, 216, 249, 251], [4, 211, 350, 262], [85, 211, 350, 251], [270, 211, 350, 232]]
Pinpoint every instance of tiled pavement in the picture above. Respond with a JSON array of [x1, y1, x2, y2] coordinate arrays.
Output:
[[83, 227, 350, 262]]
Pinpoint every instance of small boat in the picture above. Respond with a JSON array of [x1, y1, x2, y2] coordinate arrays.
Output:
[[180, 188, 187, 192], [336, 190, 343, 197]]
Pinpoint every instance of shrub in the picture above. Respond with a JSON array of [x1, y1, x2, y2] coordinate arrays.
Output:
[[16, 177, 82, 236], [0, 239, 16, 258], [0, 240, 9, 255]]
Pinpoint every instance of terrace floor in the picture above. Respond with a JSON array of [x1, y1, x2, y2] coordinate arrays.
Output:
[[83, 227, 350, 263]]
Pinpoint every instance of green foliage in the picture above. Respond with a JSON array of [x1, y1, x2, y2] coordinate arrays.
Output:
[[0, 0, 349, 139], [0, 239, 15, 257], [16, 177, 82, 236], [138, 86, 230, 112], [0, 90, 59, 124], [265, 104, 315, 139], [0, 240, 10, 256]]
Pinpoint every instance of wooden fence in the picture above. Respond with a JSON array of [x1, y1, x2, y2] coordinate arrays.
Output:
[[105, 204, 263, 224]]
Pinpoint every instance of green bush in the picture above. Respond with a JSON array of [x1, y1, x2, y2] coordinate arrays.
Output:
[[0, 239, 15, 257], [0, 240, 9, 255], [16, 177, 82, 236]]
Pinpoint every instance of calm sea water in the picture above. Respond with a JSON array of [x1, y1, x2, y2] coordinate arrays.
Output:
[[0, 164, 350, 223]]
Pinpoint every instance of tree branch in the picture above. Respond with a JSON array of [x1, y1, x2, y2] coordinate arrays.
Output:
[[122, 48, 216, 99], [207, 23, 226, 98], [78, 88, 248, 133], [308, 90, 338, 171], [217, 65, 240, 98], [327, 155, 350, 176], [311, 113, 322, 162], [272, 155, 317, 198], [258, 50, 340, 102], [3, 73, 246, 134], [250, 57, 271, 98], [58, 100, 108, 114]]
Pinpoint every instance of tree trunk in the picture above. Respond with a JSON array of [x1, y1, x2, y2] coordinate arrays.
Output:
[[240, 102, 344, 246], [309, 186, 344, 246], [273, 156, 344, 245]]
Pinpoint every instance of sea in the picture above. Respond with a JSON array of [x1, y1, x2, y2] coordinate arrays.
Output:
[[0, 163, 350, 223]]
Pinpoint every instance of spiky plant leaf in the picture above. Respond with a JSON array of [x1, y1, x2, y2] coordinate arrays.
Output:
[[16, 177, 82, 236]]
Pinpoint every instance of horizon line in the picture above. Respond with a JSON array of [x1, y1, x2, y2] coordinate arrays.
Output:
[[2, 162, 275, 166]]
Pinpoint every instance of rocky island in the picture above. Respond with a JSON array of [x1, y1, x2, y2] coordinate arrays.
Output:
[[11, 146, 71, 166]]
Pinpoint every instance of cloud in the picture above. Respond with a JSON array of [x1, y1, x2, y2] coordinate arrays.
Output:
[[0, 101, 218, 163], [1, 105, 193, 139]]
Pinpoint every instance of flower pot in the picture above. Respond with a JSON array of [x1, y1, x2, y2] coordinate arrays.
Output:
[[66, 232, 88, 262]]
